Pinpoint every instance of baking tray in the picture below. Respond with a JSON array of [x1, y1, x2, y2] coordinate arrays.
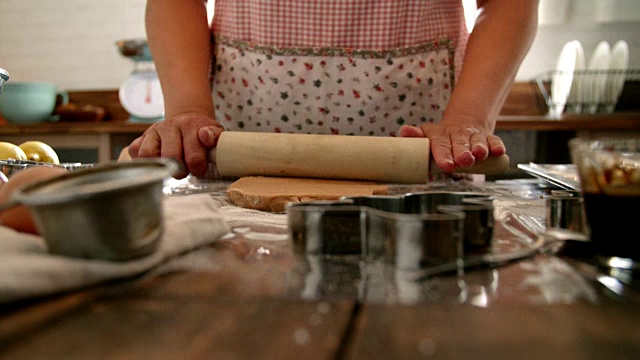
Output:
[[517, 163, 580, 191]]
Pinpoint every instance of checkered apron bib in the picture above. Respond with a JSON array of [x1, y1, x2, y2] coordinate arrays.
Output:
[[210, 0, 469, 136]]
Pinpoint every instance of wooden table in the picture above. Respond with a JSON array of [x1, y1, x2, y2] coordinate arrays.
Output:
[[1, 178, 638, 359]]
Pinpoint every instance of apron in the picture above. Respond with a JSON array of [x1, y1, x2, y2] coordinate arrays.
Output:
[[210, 0, 469, 136]]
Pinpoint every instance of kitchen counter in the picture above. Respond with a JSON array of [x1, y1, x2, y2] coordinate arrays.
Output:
[[0, 177, 638, 358], [1, 113, 640, 163]]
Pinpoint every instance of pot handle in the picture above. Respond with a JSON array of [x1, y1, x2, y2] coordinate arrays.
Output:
[[48, 90, 70, 122], [57, 90, 69, 106]]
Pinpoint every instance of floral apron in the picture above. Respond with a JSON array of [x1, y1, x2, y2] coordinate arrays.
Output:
[[210, 0, 469, 137]]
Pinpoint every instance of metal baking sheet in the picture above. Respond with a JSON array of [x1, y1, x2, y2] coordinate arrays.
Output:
[[517, 163, 580, 191]]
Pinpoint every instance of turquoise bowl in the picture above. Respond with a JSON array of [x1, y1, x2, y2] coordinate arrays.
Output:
[[0, 82, 68, 124]]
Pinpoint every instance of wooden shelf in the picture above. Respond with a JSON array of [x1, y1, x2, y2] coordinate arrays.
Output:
[[2, 113, 639, 135], [495, 113, 640, 131], [1, 83, 639, 163]]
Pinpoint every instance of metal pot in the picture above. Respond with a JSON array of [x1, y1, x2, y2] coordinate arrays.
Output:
[[5, 158, 179, 261], [0, 68, 8, 94]]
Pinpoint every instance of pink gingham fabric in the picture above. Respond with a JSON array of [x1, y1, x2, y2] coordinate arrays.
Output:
[[210, 0, 469, 135], [212, 0, 468, 70]]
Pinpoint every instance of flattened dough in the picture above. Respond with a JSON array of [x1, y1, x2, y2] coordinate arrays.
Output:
[[227, 176, 389, 212]]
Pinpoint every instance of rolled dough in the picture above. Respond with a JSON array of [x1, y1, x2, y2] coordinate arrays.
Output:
[[226, 176, 389, 212]]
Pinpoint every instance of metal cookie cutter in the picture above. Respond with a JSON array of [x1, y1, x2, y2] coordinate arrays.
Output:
[[288, 191, 495, 271], [545, 190, 586, 233], [544, 190, 592, 257]]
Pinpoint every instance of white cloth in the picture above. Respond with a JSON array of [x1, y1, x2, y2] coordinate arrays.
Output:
[[0, 194, 230, 305]]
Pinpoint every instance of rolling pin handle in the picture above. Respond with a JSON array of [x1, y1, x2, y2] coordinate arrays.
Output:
[[207, 147, 217, 165], [430, 154, 510, 176]]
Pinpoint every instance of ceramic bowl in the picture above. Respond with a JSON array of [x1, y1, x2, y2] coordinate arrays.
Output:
[[0, 82, 68, 124]]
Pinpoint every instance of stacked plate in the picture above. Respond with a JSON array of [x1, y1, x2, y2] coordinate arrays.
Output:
[[584, 41, 611, 114], [604, 40, 629, 113], [551, 40, 629, 116], [550, 40, 583, 118], [563, 41, 586, 115]]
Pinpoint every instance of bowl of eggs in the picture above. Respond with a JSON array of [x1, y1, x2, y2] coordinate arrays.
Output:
[[0, 158, 179, 261]]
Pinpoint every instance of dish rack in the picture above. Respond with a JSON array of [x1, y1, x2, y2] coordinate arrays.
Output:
[[534, 69, 640, 117], [0, 159, 93, 180]]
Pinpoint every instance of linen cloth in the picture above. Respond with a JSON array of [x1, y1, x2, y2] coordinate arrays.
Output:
[[0, 194, 230, 305]]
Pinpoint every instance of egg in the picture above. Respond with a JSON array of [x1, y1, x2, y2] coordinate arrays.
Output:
[[0, 166, 68, 234]]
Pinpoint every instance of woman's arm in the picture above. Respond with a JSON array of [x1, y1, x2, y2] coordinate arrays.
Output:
[[403, 0, 539, 172], [146, 0, 213, 119], [128, 0, 222, 178]]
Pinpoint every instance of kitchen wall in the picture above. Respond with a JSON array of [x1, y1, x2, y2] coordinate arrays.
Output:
[[0, 0, 638, 91], [0, 0, 147, 90]]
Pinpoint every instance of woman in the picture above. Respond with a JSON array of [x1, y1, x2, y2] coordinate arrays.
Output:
[[128, 0, 538, 179]]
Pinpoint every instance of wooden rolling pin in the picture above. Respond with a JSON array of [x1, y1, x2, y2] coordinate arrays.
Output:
[[210, 132, 509, 184]]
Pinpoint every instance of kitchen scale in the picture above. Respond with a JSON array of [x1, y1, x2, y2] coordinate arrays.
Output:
[[116, 39, 164, 123]]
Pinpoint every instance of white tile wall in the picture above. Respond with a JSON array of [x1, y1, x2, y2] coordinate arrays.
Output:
[[0, 0, 147, 90], [0, 0, 638, 91]]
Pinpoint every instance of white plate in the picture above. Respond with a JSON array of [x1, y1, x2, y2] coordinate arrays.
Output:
[[565, 41, 585, 114], [603, 40, 629, 113], [584, 41, 611, 114], [550, 41, 581, 118], [119, 71, 165, 120]]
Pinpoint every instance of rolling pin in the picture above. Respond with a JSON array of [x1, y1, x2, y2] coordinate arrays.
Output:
[[210, 132, 509, 184]]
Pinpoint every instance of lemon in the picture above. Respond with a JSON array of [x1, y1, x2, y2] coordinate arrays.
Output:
[[0, 142, 28, 161], [18, 141, 60, 164]]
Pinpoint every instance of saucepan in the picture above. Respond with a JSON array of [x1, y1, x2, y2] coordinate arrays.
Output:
[[0, 68, 8, 94], [0, 158, 179, 261]]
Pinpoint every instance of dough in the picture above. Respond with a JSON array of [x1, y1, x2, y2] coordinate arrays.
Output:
[[226, 176, 389, 212]]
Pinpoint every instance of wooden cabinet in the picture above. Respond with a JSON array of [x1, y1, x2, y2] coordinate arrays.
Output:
[[0, 122, 146, 163]]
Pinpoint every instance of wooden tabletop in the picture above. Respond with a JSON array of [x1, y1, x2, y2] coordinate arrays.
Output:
[[0, 179, 639, 359]]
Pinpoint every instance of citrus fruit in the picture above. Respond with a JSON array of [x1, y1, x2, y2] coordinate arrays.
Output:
[[0, 142, 28, 161], [18, 141, 60, 164]]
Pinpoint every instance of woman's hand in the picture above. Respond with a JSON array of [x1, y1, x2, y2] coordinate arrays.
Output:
[[128, 112, 223, 178], [399, 124, 505, 173], [399, 0, 535, 174]]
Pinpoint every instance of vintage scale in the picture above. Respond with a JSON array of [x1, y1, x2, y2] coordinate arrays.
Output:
[[116, 39, 164, 123]]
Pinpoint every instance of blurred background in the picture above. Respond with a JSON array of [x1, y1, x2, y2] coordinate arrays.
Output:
[[0, 0, 638, 90]]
